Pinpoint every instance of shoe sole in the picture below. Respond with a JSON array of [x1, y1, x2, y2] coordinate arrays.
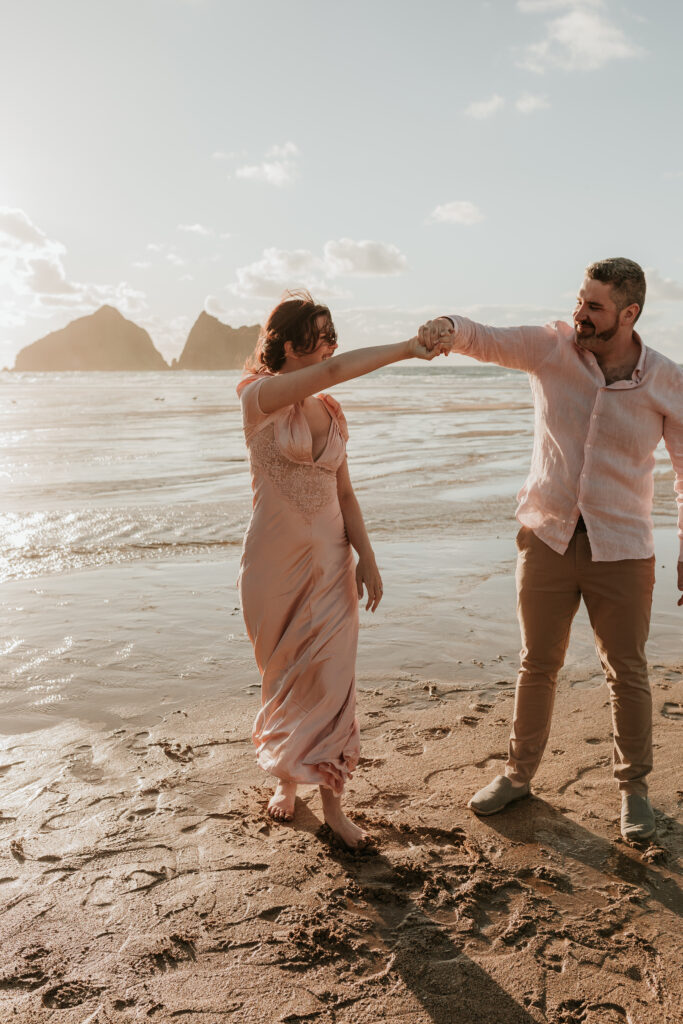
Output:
[[621, 826, 655, 840], [467, 789, 530, 816]]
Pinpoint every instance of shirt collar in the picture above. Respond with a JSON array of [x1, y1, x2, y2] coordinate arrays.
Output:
[[574, 328, 646, 382], [632, 330, 646, 380]]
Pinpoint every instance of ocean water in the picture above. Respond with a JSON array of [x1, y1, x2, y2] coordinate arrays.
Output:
[[0, 366, 529, 582], [0, 367, 679, 734], [1, 366, 676, 583]]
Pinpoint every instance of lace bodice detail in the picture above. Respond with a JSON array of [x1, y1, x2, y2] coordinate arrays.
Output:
[[248, 423, 339, 519]]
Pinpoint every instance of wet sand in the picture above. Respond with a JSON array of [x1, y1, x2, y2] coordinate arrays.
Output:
[[1, 663, 682, 1023], [1, 526, 682, 1023], [2, 531, 681, 736]]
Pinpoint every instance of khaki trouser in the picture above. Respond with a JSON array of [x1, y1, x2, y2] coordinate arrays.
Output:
[[506, 526, 655, 797]]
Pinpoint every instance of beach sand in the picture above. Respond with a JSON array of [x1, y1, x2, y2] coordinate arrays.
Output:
[[1, 662, 681, 1023]]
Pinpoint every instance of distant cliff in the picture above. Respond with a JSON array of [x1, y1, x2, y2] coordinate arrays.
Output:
[[175, 312, 260, 370], [13, 306, 169, 371]]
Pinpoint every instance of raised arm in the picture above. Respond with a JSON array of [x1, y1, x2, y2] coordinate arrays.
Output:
[[258, 337, 443, 414], [418, 315, 557, 373]]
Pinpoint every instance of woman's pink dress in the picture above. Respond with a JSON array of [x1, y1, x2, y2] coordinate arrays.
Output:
[[237, 372, 360, 795]]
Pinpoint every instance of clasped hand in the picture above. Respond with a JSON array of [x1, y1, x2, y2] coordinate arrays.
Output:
[[407, 318, 454, 360], [418, 318, 455, 353]]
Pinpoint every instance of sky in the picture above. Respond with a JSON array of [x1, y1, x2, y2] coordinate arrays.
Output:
[[2, 0, 683, 367]]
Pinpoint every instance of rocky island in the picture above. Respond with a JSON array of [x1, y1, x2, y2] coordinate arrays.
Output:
[[174, 311, 260, 370], [12, 307, 262, 371], [13, 305, 169, 372]]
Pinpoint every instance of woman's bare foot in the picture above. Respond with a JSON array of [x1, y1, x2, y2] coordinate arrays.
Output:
[[319, 786, 374, 849], [267, 781, 297, 821]]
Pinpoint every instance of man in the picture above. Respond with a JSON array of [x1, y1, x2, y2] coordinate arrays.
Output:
[[419, 258, 683, 840]]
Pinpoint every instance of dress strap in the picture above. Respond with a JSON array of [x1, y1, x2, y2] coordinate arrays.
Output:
[[317, 393, 349, 441]]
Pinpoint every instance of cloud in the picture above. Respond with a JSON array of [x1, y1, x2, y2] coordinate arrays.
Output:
[[464, 94, 505, 119], [229, 238, 409, 299], [177, 222, 213, 236], [165, 252, 186, 267], [25, 258, 78, 295], [145, 241, 186, 267], [323, 239, 407, 277], [235, 142, 300, 187], [0, 206, 146, 330], [518, 5, 642, 73], [428, 201, 484, 226], [645, 268, 683, 302], [0, 208, 50, 248], [203, 297, 261, 324], [229, 247, 338, 299], [515, 92, 550, 113]]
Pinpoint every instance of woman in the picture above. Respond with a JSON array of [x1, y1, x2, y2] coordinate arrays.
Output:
[[237, 292, 443, 848]]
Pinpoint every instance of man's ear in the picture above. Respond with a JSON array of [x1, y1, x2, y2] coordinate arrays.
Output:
[[620, 303, 640, 326]]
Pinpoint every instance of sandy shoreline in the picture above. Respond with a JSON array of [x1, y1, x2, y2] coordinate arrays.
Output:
[[1, 526, 681, 1022], [2, 529, 681, 736], [1, 663, 681, 1023]]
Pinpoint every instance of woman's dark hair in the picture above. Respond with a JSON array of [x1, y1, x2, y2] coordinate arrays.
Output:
[[245, 290, 336, 373]]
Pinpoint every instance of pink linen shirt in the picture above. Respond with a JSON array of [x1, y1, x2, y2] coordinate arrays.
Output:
[[445, 315, 683, 562]]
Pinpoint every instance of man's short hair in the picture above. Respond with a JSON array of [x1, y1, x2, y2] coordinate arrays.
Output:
[[585, 257, 646, 323]]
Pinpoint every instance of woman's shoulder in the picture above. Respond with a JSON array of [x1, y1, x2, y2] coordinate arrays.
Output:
[[236, 369, 272, 398]]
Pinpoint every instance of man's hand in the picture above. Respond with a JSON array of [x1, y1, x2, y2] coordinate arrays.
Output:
[[418, 317, 454, 352], [678, 559, 683, 606]]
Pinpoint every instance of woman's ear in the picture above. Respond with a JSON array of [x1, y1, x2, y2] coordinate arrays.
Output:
[[283, 339, 295, 360]]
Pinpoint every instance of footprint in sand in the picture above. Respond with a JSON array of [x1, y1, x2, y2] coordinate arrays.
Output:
[[377, 793, 410, 809], [555, 998, 628, 1024], [158, 741, 194, 764], [661, 701, 683, 720], [83, 874, 118, 907], [67, 745, 104, 784], [395, 741, 424, 757], [418, 726, 452, 740], [456, 715, 479, 727], [0, 967, 48, 992], [125, 805, 157, 821], [424, 765, 462, 786], [41, 981, 102, 1009], [128, 730, 151, 754], [41, 807, 93, 832], [474, 752, 507, 770], [357, 756, 386, 769], [10, 838, 26, 862]]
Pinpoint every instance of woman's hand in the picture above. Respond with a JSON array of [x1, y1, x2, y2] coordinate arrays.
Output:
[[405, 334, 450, 361], [356, 555, 383, 612]]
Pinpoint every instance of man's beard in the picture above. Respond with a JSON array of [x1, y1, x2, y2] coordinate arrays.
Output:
[[574, 315, 619, 345]]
